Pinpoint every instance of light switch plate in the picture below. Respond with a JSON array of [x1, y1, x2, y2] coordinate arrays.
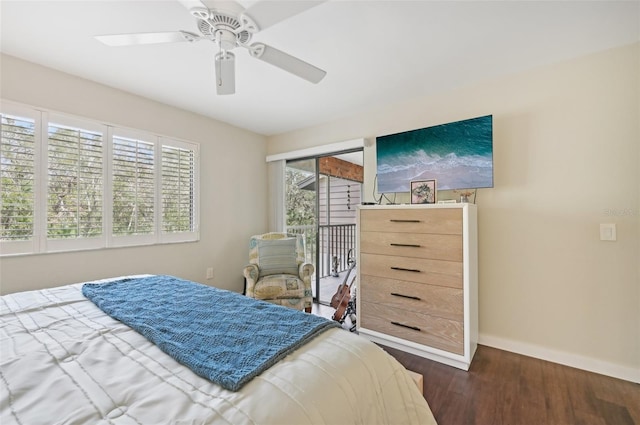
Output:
[[600, 223, 616, 241]]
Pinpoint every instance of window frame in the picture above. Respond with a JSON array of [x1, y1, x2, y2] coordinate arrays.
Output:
[[0, 101, 200, 256]]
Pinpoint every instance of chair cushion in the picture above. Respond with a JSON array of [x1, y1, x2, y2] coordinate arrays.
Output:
[[256, 238, 299, 277], [254, 274, 306, 300]]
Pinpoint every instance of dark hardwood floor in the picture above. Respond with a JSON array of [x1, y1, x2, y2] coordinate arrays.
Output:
[[312, 303, 640, 425], [385, 344, 640, 425]]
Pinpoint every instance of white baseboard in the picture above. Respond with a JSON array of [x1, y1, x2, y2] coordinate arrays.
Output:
[[478, 334, 640, 384]]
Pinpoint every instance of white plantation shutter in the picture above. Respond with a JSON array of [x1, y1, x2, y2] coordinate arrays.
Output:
[[47, 119, 104, 245], [112, 133, 155, 239], [160, 138, 198, 242], [162, 144, 193, 232], [0, 111, 37, 251], [0, 102, 199, 255]]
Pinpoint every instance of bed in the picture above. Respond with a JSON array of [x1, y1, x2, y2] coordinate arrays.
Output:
[[0, 275, 436, 425]]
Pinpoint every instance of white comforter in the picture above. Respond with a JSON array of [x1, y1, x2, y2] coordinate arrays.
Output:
[[0, 280, 436, 425]]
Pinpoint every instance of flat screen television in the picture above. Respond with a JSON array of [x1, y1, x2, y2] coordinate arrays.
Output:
[[376, 115, 493, 192]]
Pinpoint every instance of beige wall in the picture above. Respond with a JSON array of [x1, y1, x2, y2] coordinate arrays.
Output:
[[0, 54, 268, 295], [267, 43, 640, 382]]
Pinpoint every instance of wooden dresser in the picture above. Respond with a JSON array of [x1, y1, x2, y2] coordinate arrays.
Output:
[[356, 204, 478, 370]]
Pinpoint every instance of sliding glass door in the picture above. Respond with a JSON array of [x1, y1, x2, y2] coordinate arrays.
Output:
[[285, 150, 363, 305], [285, 158, 317, 295]]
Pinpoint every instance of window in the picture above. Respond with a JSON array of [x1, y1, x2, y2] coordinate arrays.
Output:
[[1, 110, 37, 250], [161, 141, 195, 234], [112, 133, 155, 237], [47, 117, 105, 252], [0, 103, 199, 255]]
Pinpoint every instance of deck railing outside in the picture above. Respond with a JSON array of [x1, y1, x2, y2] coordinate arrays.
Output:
[[286, 223, 356, 278]]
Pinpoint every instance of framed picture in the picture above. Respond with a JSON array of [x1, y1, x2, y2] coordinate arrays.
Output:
[[410, 180, 437, 204]]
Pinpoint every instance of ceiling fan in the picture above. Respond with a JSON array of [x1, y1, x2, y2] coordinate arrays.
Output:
[[95, 0, 327, 95]]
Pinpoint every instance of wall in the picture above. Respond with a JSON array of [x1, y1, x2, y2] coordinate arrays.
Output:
[[267, 43, 640, 382], [0, 54, 268, 295]]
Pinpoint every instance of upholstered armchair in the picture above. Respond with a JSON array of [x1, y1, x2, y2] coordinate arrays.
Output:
[[243, 232, 314, 313]]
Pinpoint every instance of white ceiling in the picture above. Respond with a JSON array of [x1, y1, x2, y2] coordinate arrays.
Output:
[[1, 1, 638, 136]]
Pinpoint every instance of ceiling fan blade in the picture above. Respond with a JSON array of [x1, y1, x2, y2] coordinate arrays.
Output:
[[201, 0, 245, 14], [95, 31, 200, 47], [176, 0, 207, 11], [242, 0, 325, 32], [250, 43, 326, 84]]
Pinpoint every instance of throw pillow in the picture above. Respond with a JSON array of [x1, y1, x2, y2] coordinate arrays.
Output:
[[257, 238, 299, 277]]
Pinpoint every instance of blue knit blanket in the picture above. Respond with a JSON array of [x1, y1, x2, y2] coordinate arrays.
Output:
[[82, 275, 340, 391]]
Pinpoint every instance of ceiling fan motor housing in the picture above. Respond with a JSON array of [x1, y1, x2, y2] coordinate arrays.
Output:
[[196, 11, 252, 49], [215, 28, 237, 50]]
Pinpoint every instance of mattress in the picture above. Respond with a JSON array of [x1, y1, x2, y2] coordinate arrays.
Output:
[[0, 277, 437, 425]]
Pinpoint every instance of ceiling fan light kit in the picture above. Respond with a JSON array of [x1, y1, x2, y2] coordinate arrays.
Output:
[[95, 0, 327, 95], [215, 50, 235, 95]]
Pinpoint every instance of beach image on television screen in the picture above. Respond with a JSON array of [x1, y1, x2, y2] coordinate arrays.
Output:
[[376, 115, 493, 192]]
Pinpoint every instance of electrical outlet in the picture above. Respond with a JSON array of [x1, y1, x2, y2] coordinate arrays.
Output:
[[600, 223, 616, 241], [206, 267, 214, 280]]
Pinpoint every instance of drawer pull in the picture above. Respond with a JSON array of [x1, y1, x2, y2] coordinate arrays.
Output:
[[390, 266, 421, 273], [391, 321, 421, 332], [390, 243, 421, 248], [389, 219, 421, 223], [390, 292, 421, 301]]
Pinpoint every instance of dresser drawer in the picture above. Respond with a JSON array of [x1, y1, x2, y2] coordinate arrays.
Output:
[[360, 231, 462, 261], [360, 275, 463, 322], [360, 253, 462, 289], [360, 302, 464, 355], [360, 208, 462, 234]]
